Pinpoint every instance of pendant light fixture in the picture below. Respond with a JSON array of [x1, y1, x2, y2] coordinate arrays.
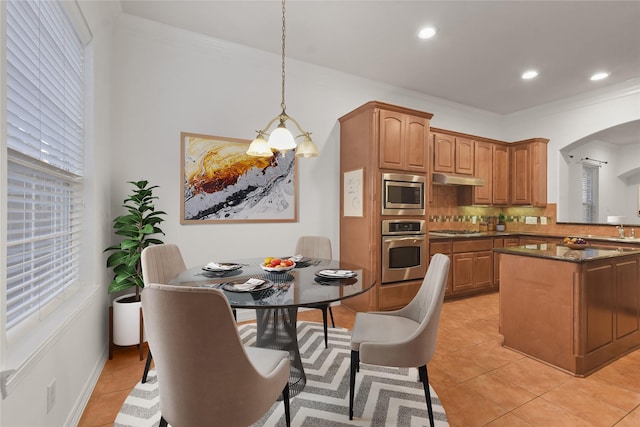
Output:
[[246, 0, 319, 158]]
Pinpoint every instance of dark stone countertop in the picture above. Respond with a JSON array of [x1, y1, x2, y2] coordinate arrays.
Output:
[[493, 243, 640, 263]]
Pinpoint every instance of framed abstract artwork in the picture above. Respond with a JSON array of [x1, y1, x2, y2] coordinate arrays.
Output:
[[180, 132, 298, 223]]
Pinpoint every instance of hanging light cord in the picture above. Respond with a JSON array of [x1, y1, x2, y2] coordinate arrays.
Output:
[[280, 0, 287, 116]]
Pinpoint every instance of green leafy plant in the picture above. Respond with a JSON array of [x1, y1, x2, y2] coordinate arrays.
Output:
[[105, 180, 166, 301], [498, 213, 507, 224]]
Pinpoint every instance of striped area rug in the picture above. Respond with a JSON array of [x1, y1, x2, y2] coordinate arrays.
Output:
[[115, 321, 448, 426]]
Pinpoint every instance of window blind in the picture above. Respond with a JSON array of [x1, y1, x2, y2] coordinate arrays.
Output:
[[581, 165, 598, 223], [5, 0, 85, 330]]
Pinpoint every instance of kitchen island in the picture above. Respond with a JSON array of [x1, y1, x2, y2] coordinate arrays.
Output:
[[495, 243, 640, 376]]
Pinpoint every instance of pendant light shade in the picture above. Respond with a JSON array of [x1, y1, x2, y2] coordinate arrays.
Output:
[[295, 134, 319, 158], [246, 0, 319, 158], [268, 122, 297, 152], [246, 133, 273, 157]]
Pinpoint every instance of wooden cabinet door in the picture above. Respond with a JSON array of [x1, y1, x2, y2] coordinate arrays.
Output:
[[530, 141, 548, 207], [379, 110, 404, 170], [511, 144, 531, 204], [431, 253, 453, 295], [455, 137, 474, 175], [473, 251, 494, 289], [379, 110, 428, 172], [452, 253, 474, 292], [493, 144, 510, 205], [433, 133, 455, 173], [405, 116, 428, 173], [473, 141, 492, 204]]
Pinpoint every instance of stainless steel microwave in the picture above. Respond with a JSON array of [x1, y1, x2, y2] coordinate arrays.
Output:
[[381, 173, 426, 216]]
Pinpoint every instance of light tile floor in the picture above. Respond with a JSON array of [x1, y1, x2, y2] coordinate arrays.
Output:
[[79, 292, 640, 426]]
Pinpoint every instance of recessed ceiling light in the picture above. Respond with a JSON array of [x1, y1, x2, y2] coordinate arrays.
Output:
[[590, 72, 609, 81], [418, 26, 437, 40], [521, 70, 538, 80]]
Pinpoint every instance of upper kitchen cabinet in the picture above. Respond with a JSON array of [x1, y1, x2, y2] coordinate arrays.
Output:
[[510, 138, 549, 206], [492, 143, 510, 205], [473, 141, 493, 204], [379, 109, 431, 172], [433, 132, 474, 175]]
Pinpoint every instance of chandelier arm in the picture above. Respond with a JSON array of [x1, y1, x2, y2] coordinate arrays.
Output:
[[257, 115, 283, 135], [285, 115, 311, 138]]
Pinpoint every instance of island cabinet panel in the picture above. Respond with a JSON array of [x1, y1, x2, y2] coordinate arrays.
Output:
[[583, 262, 615, 353], [616, 258, 640, 338], [500, 250, 640, 376]]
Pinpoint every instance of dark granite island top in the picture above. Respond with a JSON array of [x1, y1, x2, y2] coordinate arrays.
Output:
[[494, 243, 640, 263]]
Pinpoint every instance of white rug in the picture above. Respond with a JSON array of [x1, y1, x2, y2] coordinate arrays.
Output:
[[115, 321, 449, 426]]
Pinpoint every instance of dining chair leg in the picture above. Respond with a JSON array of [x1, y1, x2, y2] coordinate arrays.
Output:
[[349, 350, 359, 420], [159, 415, 168, 427], [418, 365, 435, 427], [141, 350, 153, 383], [282, 383, 291, 427]]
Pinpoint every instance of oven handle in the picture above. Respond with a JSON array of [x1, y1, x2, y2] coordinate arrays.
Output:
[[383, 235, 426, 244]]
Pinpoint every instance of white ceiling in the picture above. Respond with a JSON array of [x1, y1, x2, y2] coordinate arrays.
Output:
[[119, 0, 640, 116]]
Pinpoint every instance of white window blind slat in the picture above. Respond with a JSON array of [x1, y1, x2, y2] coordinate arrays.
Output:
[[5, 0, 86, 331]]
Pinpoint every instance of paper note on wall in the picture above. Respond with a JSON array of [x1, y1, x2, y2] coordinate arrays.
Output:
[[344, 169, 363, 217]]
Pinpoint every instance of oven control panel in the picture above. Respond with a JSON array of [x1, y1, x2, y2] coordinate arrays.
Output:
[[382, 219, 426, 235]]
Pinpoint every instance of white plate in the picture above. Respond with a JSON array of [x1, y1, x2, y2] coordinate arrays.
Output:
[[221, 280, 273, 293], [203, 262, 242, 272], [315, 269, 357, 279]]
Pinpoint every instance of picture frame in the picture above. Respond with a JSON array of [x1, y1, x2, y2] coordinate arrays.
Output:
[[180, 132, 298, 223]]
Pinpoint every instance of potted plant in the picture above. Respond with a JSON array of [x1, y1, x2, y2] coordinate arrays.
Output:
[[105, 180, 166, 346], [497, 213, 507, 232]]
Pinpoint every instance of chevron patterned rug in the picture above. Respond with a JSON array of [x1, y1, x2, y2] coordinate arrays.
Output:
[[115, 321, 448, 426]]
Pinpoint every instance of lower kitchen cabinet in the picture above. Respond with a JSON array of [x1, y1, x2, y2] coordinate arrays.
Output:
[[430, 241, 453, 295], [431, 238, 494, 298]]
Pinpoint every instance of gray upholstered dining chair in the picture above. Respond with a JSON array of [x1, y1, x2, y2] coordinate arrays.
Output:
[[142, 283, 291, 427], [140, 244, 187, 383], [348, 253, 450, 427], [295, 235, 335, 348]]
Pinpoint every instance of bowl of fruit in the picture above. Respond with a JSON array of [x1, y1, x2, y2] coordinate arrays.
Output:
[[261, 257, 296, 273], [563, 237, 589, 250]]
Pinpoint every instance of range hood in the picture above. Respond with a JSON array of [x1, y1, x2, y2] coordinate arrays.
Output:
[[432, 172, 485, 186]]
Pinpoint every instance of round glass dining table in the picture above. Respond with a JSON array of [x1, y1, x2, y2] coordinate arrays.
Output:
[[169, 257, 375, 396]]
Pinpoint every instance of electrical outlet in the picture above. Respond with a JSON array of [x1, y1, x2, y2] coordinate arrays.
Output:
[[471, 216, 477, 224], [47, 378, 56, 414], [540, 216, 547, 225], [525, 216, 538, 225]]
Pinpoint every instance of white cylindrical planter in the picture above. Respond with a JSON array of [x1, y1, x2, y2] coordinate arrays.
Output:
[[496, 224, 506, 232], [113, 293, 143, 346]]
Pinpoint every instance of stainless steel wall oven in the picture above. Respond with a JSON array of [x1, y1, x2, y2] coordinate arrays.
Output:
[[381, 219, 427, 284]]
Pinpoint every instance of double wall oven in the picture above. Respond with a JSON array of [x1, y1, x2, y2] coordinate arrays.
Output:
[[381, 219, 427, 284]]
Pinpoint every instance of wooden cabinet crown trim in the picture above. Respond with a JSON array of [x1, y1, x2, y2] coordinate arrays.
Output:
[[339, 100, 434, 122], [430, 127, 549, 146]]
